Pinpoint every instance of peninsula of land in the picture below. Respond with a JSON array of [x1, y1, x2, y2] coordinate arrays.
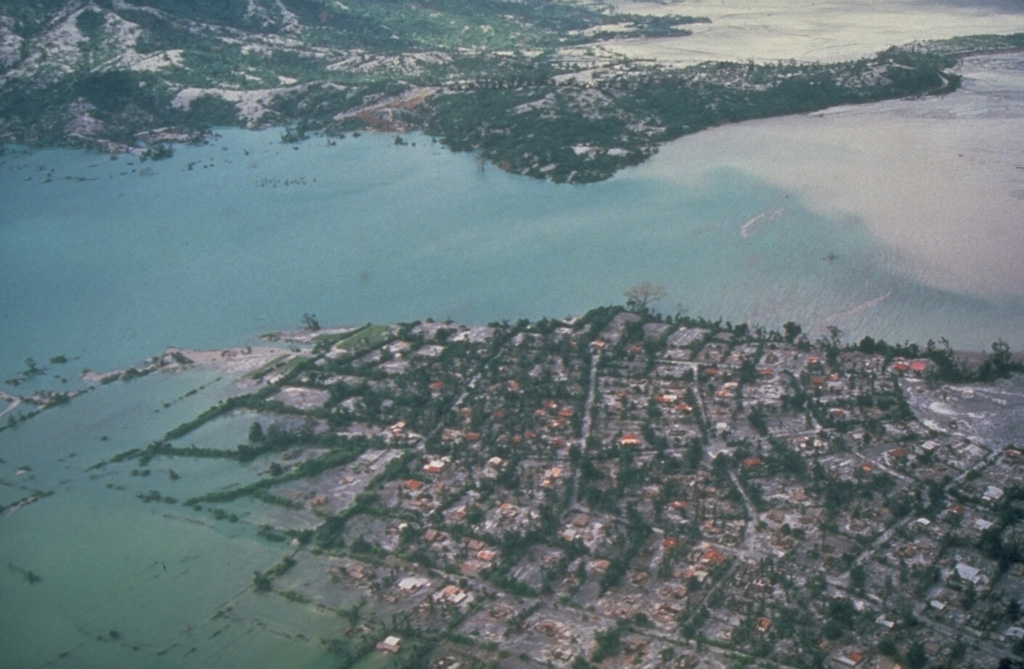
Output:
[[2, 0, 1022, 182]]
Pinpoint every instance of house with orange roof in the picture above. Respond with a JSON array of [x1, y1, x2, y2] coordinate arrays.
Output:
[[703, 548, 727, 565], [620, 433, 642, 446], [438, 585, 468, 604]]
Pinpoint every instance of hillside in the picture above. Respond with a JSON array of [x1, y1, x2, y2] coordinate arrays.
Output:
[[1, 1, 1017, 181]]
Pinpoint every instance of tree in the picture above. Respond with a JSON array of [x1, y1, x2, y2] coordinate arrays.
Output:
[[858, 335, 878, 353], [1007, 598, 1021, 622], [591, 624, 623, 662], [949, 637, 967, 662], [820, 326, 842, 365], [252, 571, 271, 592], [623, 281, 666, 313], [963, 584, 977, 610], [301, 312, 321, 331], [748, 405, 769, 436], [783, 321, 802, 343], [739, 357, 758, 384], [849, 564, 867, 592], [75, 9, 106, 39], [807, 572, 827, 596], [685, 438, 703, 471], [978, 339, 1015, 381], [712, 452, 731, 484], [905, 640, 928, 669], [827, 597, 856, 626], [23, 357, 42, 375], [826, 325, 842, 350]]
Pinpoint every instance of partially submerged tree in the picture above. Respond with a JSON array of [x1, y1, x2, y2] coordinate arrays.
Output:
[[301, 313, 321, 331]]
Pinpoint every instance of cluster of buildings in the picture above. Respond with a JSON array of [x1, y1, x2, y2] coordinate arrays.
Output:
[[212, 308, 1024, 668]]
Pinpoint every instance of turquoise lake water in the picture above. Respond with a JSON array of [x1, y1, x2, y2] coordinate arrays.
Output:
[[3, 127, 1021, 388], [0, 369, 346, 668], [1, 122, 1023, 666]]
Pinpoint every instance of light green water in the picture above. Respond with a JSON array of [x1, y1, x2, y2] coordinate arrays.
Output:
[[1, 118, 1022, 666], [0, 371, 344, 668], [3, 127, 1020, 390]]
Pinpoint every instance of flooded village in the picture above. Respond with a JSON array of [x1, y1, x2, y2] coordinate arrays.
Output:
[[53, 304, 1024, 669]]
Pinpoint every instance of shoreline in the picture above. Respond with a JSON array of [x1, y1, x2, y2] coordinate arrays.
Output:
[[3, 10, 1021, 183], [74, 325, 362, 388], [77, 323, 1024, 388], [80, 345, 297, 386]]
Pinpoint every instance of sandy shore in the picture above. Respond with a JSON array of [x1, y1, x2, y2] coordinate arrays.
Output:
[[596, 0, 1024, 65]]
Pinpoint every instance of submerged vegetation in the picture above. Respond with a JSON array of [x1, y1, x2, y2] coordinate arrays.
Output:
[[0, 0, 1017, 181], [85, 305, 1024, 666], [3, 298, 1024, 666], [7, 562, 42, 584]]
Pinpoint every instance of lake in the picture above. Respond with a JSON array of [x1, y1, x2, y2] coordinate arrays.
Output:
[[0, 51, 1022, 669], [3, 57, 1022, 393]]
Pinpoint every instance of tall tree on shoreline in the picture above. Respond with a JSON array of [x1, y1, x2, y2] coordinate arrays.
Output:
[[624, 281, 666, 314]]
